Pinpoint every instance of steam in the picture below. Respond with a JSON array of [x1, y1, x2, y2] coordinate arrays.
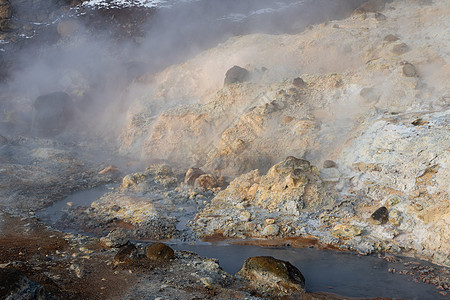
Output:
[[0, 0, 368, 156]]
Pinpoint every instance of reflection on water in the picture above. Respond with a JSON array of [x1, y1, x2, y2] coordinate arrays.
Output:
[[36, 184, 117, 224], [171, 243, 446, 300]]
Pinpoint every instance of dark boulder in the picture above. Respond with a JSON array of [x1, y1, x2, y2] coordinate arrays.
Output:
[[237, 256, 306, 298], [224, 65, 250, 85], [31, 92, 74, 136], [370, 206, 389, 225], [292, 77, 306, 88]]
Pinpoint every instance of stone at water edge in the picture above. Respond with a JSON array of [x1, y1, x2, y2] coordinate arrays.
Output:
[[237, 256, 306, 297], [145, 243, 175, 261], [100, 228, 129, 248], [370, 206, 389, 225]]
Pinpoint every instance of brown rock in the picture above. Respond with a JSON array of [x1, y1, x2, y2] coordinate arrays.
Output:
[[237, 256, 306, 298], [0, 134, 7, 145], [194, 174, 218, 190], [145, 242, 175, 261], [113, 243, 139, 266], [184, 167, 205, 186], [0, 0, 11, 20]]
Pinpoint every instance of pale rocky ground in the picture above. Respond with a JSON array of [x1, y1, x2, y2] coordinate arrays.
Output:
[[116, 0, 450, 267], [1, 0, 450, 299]]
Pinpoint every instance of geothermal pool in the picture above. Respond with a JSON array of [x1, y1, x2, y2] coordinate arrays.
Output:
[[37, 187, 448, 300]]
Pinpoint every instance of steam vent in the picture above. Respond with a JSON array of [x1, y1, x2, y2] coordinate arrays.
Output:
[[0, 0, 449, 299]]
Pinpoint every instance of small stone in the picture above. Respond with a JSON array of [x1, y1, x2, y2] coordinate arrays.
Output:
[[145, 243, 175, 261], [402, 63, 417, 77], [323, 160, 337, 168], [375, 12, 386, 21], [224, 65, 250, 85], [370, 206, 389, 225], [384, 34, 399, 42], [100, 229, 128, 248], [239, 211, 251, 222], [184, 167, 205, 186], [262, 224, 279, 236], [360, 87, 381, 103], [292, 77, 306, 88], [265, 218, 275, 225], [388, 210, 402, 227], [332, 224, 362, 239], [392, 43, 409, 55]]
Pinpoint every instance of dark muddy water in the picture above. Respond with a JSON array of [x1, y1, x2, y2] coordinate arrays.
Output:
[[37, 186, 449, 300]]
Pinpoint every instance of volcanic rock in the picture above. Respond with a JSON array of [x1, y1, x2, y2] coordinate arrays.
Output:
[[184, 167, 205, 185], [402, 63, 418, 77], [331, 224, 362, 239], [370, 206, 389, 225], [31, 92, 74, 137], [0, 0, 11, 20], [360, 87, 381, 104], [391, 42, 410, 55], [237, 256, 306, 298], [145, 242, 175, 261], [194, 174, 218, 190], [224, 65, 250, 85], [0, 268, 54, 299], [100, 228, 129, 248], [113, 243, 139, 266], [292, 77, 306, 88], [323, 160, 337, 168], [384, 34, 399, 42], [119, 164, 177, 192]]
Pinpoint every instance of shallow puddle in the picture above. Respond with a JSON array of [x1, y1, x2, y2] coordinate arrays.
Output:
[[36, 184, 118, 224]]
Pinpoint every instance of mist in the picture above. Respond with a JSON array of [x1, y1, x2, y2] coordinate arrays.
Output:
[[0, 0, 368, 155]]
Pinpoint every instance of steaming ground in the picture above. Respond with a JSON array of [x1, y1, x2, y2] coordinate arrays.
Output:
[[0, 0, 450, 299]]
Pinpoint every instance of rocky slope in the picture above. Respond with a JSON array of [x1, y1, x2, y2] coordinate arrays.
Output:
[[118, 0, 450, 266]]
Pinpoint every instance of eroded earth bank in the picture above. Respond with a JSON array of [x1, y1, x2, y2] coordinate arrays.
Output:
[[0, 0, 449, 299]]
